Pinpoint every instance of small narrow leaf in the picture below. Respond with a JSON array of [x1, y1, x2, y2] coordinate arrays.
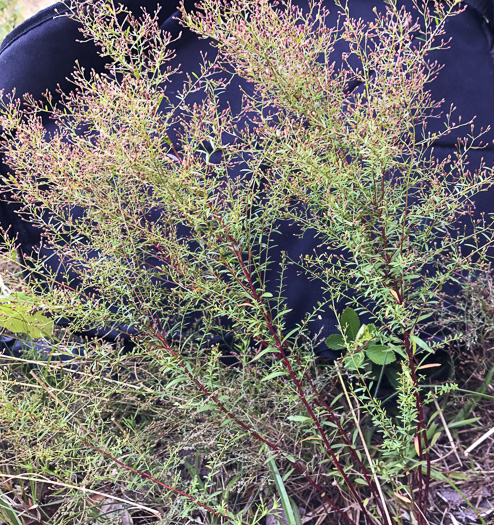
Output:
[[261, 371, 286, 382], [447, 418, 481, 429], [410, 334, 433, 353], [287, 415, 312, 423], [430, 431, 442, 447], [417, 363, 441, 370], [393, 346, 408, 359], [414, 435, 420, 457], [394, 492, 412, 504], [0, 496, 23, 525], [289, 498, 303, 525], [390, 289, 400, 302], [251, 346, 278, 362]]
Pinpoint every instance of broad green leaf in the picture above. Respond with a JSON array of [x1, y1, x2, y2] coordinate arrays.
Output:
[[384, 364, 401, 388], [363, 323, 378, 336], [326, 334, 345, 351], [358, 323, 378, 343], [28, 311, 54, 338], [0, 302, 53, 338], [366, 345, 396, 365], [341, 307, 360, 341]]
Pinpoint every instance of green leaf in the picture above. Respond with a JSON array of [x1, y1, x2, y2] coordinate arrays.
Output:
[[0, 495, 23, 525], [325, 334, 345, 351], [28, 311, 54, 338], [428, 469, 485, 524], [353, 478, 369, 485], [393, 346, 408, 359], [448, 472, 472, 481], [341, 307, 360, 341], [402, 274, 421, 281], [430, 431, 442, 447], [261, 370, 286, 382], [365, 345, 396, 365], [410, 334, 433, 353], [267, 457, 300, 525], [250, 346, 278, 362], [289, 498, 303, 525], [344, 352, 365, 370], [360, 323, 378, 340], [384, 365, 401, 389], [0, 301, 53, 338], [447, 418, 481, 429], [287, 415, 312, 423], [166, 376, 189, 389]]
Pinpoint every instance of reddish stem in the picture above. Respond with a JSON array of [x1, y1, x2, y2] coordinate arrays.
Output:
[[81, 440, 247, 524], [403, 330, 430, 525], [150, 329, 357, 525], [226, 239, 380, 524]]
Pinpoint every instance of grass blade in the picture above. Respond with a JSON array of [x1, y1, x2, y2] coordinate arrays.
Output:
[[267, 456, 301, 525], [0, 495, 23, 525]]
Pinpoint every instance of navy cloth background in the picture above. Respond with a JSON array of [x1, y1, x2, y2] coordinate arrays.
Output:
[[1, 0, 494, 357]]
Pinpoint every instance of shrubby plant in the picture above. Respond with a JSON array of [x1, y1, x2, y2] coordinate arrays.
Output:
[[1, 0, 492, 523]]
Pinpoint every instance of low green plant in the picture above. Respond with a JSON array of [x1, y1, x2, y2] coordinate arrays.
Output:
[[0, 235, 53, 339], [0, 292, 53, 338], [0, 0, 492, 523]]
